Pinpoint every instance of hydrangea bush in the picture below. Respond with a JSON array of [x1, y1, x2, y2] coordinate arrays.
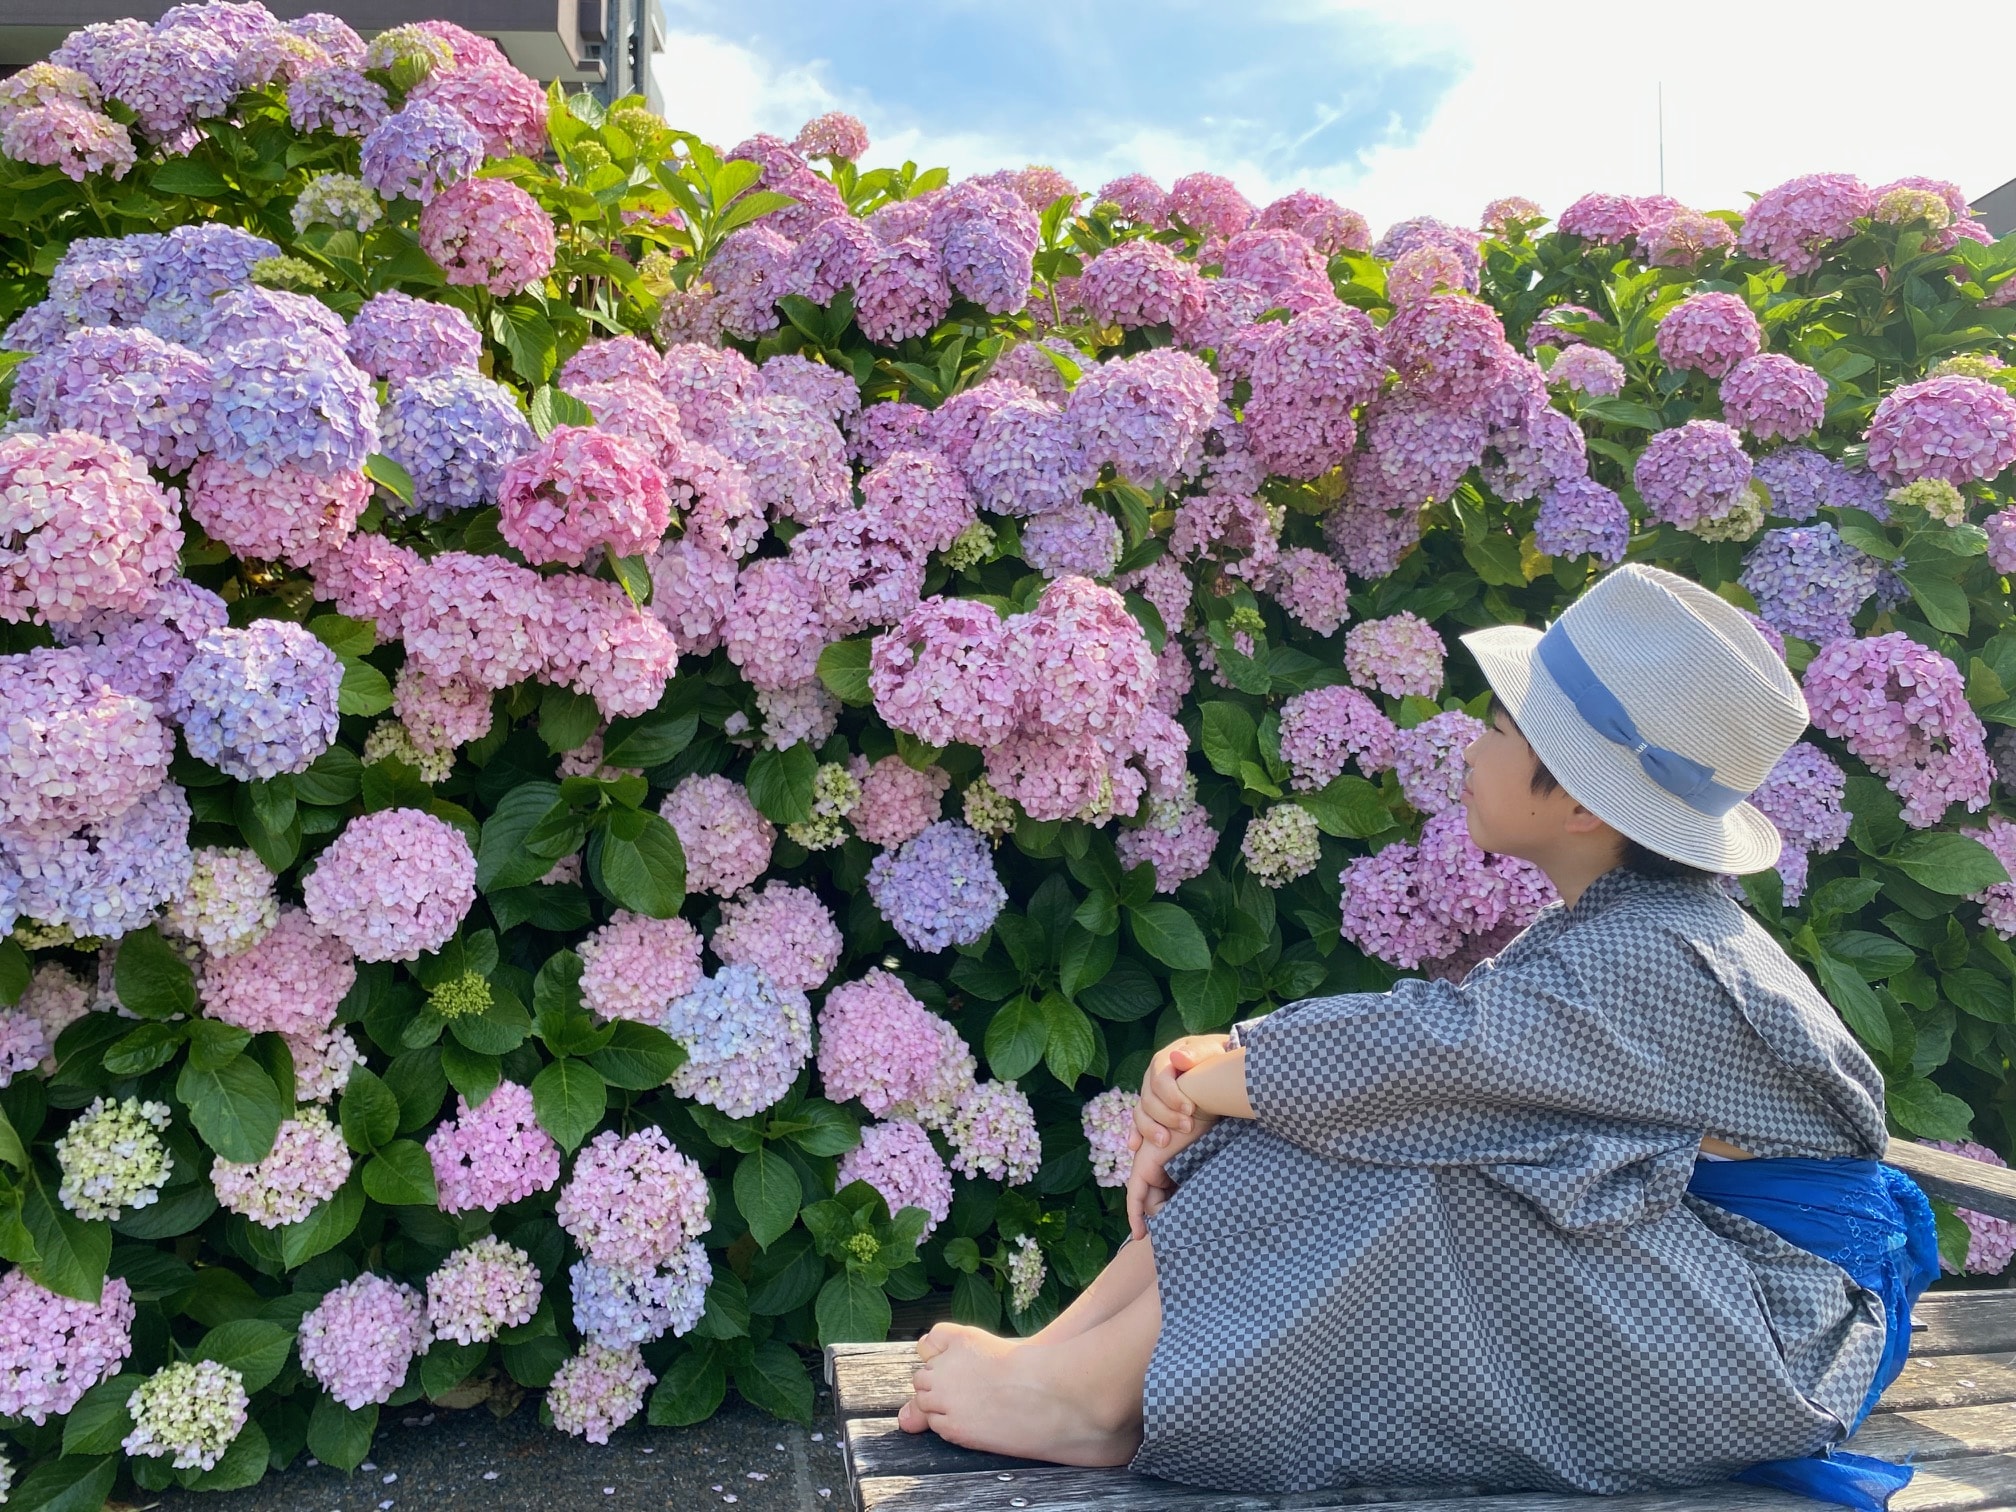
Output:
[[0, 7, 2013, 1502]]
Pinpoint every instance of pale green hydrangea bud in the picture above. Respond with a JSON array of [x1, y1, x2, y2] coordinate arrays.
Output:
[[568, 141, 613, 178], [942, 519, 998, 573], [1691, 481, 1767, 542], [55, 1097, 173, 1221], [429, 971, 493, 1021], [291, 172, 383, 236], [784, 762, 861, 850], [961, 776, 1017, 841], [1228, 605, 1268, 636], [250, 255, 329, 291], [1872, 187, 1952, 229], [1888, 478, 1969, 526], [1929, 354, 2005, 382], [12, 920, 83, 950], [362, 720, 454, 783], [123, 1360, 249, 1472], [607, 104, 673, 159], [1239, 804, 1322, 887], [1007, 1233, 1046, 1314]]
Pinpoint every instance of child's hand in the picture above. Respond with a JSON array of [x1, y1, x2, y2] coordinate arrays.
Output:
[[1131, 1034, 1230, 1151], [1124, 1135, 1181, 1241]]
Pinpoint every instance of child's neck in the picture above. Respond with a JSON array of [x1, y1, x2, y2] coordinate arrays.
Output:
[[1531, 842, 1629, 911]]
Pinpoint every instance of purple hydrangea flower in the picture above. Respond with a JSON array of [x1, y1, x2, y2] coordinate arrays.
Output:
[[172, 621, 343, 780], [865, 820, 1007, 951], [379, 370, 536, 516]]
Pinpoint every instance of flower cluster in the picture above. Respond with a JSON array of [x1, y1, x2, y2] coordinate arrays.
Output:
[[298, 1273, 432, 1409], [557, 1126, 711, 1268], [428, 1237, 543, 1346], [54, 1096, 173, 1220], [302, 807, 476, 961], [210, 1107, 353, 1227], [0, 1271, 134, 1423], [123, 1360, 248, 1471], [427, 1080, 562, 1215], [662, 965, 813, 1118], [1802, 633, 1992, 828]]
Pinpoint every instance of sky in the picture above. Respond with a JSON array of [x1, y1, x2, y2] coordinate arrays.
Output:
[[650, 0, 2016, 233]]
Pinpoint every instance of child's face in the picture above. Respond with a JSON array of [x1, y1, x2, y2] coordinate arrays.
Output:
[[1459, 700, 1575, 861]]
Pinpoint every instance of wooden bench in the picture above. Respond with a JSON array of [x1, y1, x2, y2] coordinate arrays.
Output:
[[824, 1141, 2016, 1512]]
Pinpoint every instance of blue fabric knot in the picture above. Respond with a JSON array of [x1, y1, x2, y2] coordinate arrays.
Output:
[[1535, 624, 1752, 818], [1685, 1156, 1942, 1511]]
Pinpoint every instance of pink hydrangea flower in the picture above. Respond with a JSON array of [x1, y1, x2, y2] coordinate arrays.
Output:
[[1075, 241, 1204, 330], [397, 550, 549, 689], [1381, 295, 1513, 406], [298, 1273, 431, 1410], [199, 904, 354, 1037], [1655, 292, 1761, 378], [1393, 711, 1485, 815], [1116, 795, 1219, 892], [1865, 375, 2016, 487], [497, 425, 671, 567], [1720, 354, 1828, 442], [945, 1079, 1041, 1184], [428, 1236, 543, 1346], [1918, 1140, 2016, 1275], [1067, 348, 1220, 489], [547, 1343, 652, 1444], [711, 881, 842, 992], [1548, 345, 1625, 398], [578, 910, 704, 1024], [210, 1107, 353, 1227], [0, 645, 170, 838], [817, 969, 975, 1124], [0, 1270, 133, 1424], [847, 754, 952, 847], [0, 430, 182, 625], [301, 807, 476, 961], [1803, 632, 1992, 828], [557, 1126, 711, 1269], [1338, 839, 1462, 969], [1738, 173, 1873, 275], [660, 774, 774, 896], [186, 455, 369, 570], [1634, 419, 1754, 531], [837, 1118, 953, 1237], [428, 1080, 562, 1215], [418, 177, 556, 295], [1343, 612, 1446, 699], [1080, 1087, 1141, 1188], [870, 596, 1022, 749]]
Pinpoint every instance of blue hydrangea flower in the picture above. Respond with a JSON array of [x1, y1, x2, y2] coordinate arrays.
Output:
[[359, 99, 483, 204], [205, 335, 378, 478], [378, 370, 535, 516], [568, 1248, 711, 1348], [138, 225, 279, 345], [1738, 523, 1884, 645], [865, 819, 1008, 952], [171, 621, 344, 781]]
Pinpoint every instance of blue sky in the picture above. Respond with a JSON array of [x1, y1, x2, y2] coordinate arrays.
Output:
[[651, 1, 2016, 232]]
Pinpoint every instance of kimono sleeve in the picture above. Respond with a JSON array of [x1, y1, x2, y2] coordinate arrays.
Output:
[[1228, 940, 1698, 1162]]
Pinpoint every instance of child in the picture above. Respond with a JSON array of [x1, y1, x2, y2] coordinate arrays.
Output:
[[898, 563, 1937, 1509]]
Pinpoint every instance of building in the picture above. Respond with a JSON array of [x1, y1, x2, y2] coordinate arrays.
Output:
[[1973, 180, 2016, 240], [0, 1, 665, 113]]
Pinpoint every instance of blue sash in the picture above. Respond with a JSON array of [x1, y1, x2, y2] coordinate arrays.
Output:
[[1684, 1155, 1941, 1511]]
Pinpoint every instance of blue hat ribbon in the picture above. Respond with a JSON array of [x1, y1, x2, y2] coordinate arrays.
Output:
[[1534, 623, 1750, 818]]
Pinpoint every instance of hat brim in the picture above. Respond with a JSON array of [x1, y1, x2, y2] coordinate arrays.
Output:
[[1460, 623, 1783, 875]]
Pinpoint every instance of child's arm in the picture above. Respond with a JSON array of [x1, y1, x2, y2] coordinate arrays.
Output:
[[1173, 1045, 1253, 1120]]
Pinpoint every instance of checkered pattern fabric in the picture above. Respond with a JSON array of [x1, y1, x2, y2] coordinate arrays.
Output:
[[1132, 867, 1893, 1495]]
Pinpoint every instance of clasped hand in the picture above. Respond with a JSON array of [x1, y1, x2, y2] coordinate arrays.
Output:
[[1123, 1034, 1231, 1241]]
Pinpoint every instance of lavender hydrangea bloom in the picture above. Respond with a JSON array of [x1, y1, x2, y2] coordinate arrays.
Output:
[[345, 290, 483, 383], [866, 820, 1008, 952], [138, 225, 279, 345], [1067, 348, 1218, 488], [926, 179, 1039, 315], [286, 66, 387, 138], [661, 964, 812, 1118], [1739, 524, 1883, 645], [379, 371, 536, 516], [1634, 419, 1753, 530], [10, 780, 192, 939], [38, 326, 212, 473], [204, 335, 378, 478], [359, 99, 482, 203], [1865, 375, 2016, 487], [1720, 354, 1828, 442], [1535, 477, 1631, 565], [961, 395, 1094, 516], [1752, 447, 1848, 522], [172, 621, 344, 780], [569, 1250, 711, 1348]]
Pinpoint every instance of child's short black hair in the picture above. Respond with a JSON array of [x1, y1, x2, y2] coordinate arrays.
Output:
[[1484, 694, 1719, 883]]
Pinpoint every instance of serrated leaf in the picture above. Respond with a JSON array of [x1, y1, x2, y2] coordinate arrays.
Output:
[[587, 807, 686, 917], [197, 1319, 292, 1394], [177, 1054, 286, 1164], [361, 1140, 438, 1206], [1126, 902, 1212, 972], [816, 637, 874, 705], [530, 1060, 606, 1152], [339, 1068, 399, 1154], [278, 1176, 364, 1267], [585, 1020, 686, 1089], [815, 1270, 891, 1347], [306, 1396, 376, 1473], [983, 995, 1048, 1081], [733, 1146, 801, 1250], [648, 1344, 726, 1426]]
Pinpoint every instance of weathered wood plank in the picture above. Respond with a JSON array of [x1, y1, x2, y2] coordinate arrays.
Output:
[[845, 1413, 1048, 1480], [855, 1450, 2016, 1512], [1911, 1292, 2016, 1357], [1877, 1353, 2016, 1413], [830, 1341, 920, 1418], [1848, 1401, 2016, 1462], [1887, 1143, 2016, 1221]]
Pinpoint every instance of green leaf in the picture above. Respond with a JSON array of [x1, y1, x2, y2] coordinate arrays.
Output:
[[585, 1020, 687, 1090], [1901, 566, 1970, 635], [1040, 992, 1096, 1086], [0, 939, 27, 1006], [600, 708, 698, 769], [1172, 963, 1240, 1033], [22, 1170, 108, 1303], [362, 1140, 438, 1206], [113, 926, 196, 1019], [339, 1067, 400, 1154], [1199, 702, 1257, 777], [489, 302, 559, 384], [746, 742, 819, 824], [1462, 532, 1528, 588], [8, 1453, 117, 1512], [648, 1344, 727, 1426], [62, 1374, 141, 1456], [734, 1146, 802, 1250], [177, 1054, 286, 1164], [607, 549, 653, 608], [587, 807, 686, 917], [539, 684, 602, 755], [337, 655, 394, 717], [531, 1060, 607, 1152], [950, 1270, 1000, 1330], [780, 1099, 858, 1158], [983, 995, 1048, 1081], [1887, 1076, 1975, 1142], [732, 1339, 814, 1424], [816, 637, 874, 706], [1294, 774, 1393, 839], [197, 1319, 293, 1394], [476, 782, 570, 892], [278, 1175, 364, 1267], [295, 744, 364, 807], [0, 1106, 24, 1172], [1891, 831, 2009, 894], [184, 1419, 268, 1491], [1126, 902, 1212, 972], [1816, 951, 1893, 1057], [1057, 925, 1116, 1000], [815, 1270, 892, 1346], [306, 1396, 377, 1474], [103, 1023, 184, 1080], [1826, 931, 1917, 981], [307, 612, 376, 660], [447, 991, 532, 1056], [529, 384, 595, 437], [152, 157, 229, 197], [420, 1339, 486, 1400], [1078, 957, 1162, 1021]]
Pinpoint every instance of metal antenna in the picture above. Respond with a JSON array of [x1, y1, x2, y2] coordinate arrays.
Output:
[[1658, 82, 1666, 195]]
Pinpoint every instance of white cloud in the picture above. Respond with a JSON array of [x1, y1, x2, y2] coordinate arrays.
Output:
[[654, 2, 2016, 232]]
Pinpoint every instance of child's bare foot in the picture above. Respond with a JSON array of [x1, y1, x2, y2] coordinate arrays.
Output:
[[894, 1322, 1140, 1467]]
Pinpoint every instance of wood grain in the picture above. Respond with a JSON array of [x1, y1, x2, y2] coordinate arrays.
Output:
[[1886, 1143, 2016, 1221]]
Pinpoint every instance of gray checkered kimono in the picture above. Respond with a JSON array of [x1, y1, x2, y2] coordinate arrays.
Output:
[[1132, 865, 1894, 1496]]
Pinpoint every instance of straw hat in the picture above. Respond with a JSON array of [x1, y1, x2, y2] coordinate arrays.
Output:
[[1458, 562, 1806, 874]]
